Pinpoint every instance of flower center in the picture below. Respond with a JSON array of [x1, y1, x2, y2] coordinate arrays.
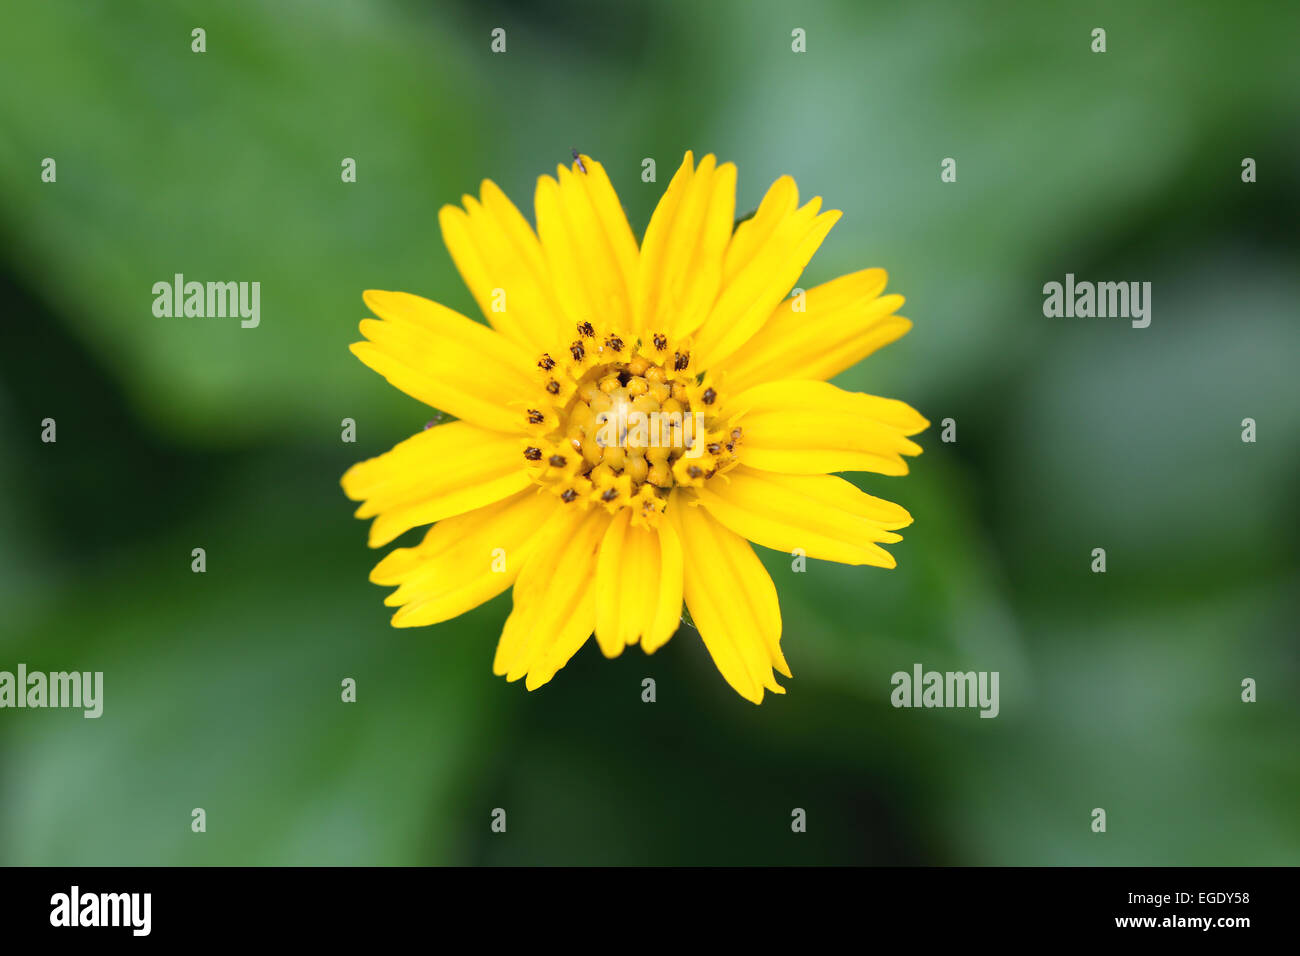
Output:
[[520, 323, 742, 525]]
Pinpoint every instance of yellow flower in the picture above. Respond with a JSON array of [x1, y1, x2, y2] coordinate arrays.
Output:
[[342, 151, 926, 703]]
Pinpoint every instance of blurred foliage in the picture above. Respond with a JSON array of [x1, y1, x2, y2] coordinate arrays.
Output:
[[0, 0, 1296, 864]]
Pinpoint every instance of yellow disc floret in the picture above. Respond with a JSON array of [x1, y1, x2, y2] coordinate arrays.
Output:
[[521, 322, 742, 526]]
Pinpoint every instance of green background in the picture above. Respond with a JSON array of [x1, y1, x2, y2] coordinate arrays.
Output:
[[1, 0, 1296, 865]]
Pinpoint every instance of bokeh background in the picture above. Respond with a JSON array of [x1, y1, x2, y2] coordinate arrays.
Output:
[[1, 0, 1296, 865]]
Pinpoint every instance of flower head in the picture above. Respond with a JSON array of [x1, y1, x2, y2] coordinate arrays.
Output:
[[342, 151, 926, 703]]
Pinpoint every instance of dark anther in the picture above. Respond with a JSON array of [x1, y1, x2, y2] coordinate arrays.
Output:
[[570, 341, 585, 361], [701, 387, 716, 405], [548, 454, 566, 467], [524, 447, 542, 461], [577, 321, 595, 337], [561, 488, 577, 502], [674, 351, 690, 371], [527, 409, 545, 424]]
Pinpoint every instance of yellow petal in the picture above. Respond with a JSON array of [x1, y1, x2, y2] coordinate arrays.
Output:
[[730, 379, 927, 476], [352, 290, 536, 433], [570, 154, 640, 311], [493, 504, 583, 678], [695, 466, 911, 568], [722, 174, 799, 284], [594, 509, 635, 655], [594, 509, 684, 655], [689, 181, 840, 369], [535, 159, 639, 336], [438, 182, 566, 353], [369, 487, 557, 628], [634, 152, 693, 332], [494, 506, 610, 690], [635, 152, 737, 337], [341, 421, 531, 548], [645, 516, 684, 654], [668, 492, 788, 704], [718, 269, 910, 393]]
